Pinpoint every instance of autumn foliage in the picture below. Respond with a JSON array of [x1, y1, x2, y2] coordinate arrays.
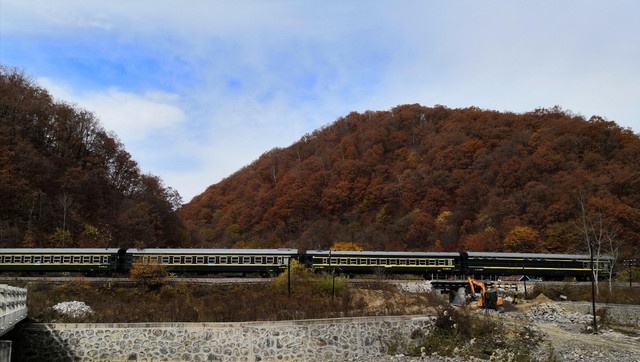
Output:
[[0, 66, 185, 248], [178, 104, 640, 258], [2, 66, 639, 257]]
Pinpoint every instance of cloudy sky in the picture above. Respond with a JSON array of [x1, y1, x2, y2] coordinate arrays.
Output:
[[2, 1, 639, 202]]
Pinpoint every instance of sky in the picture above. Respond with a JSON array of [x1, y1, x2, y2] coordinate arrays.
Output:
[[1, 1, 639, 203]]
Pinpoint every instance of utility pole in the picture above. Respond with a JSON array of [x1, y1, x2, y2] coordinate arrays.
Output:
[[626, 259, 638, 288], [590, 251, 598, 334], [329, 250, 335, 298], [287, 257, 291, 297]]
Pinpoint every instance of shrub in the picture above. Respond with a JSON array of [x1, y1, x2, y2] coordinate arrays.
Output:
[[129, 261, 168, 288], [407, 292, 539, 360]]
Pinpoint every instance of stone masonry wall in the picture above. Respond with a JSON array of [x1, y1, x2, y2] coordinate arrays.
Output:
[[561, 302, 640, 326], [14, 315, 435, 362]]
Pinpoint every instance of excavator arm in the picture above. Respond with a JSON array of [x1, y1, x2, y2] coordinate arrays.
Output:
[[467, 277, 503, 310]]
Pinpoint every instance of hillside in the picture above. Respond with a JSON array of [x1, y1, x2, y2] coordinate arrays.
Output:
[[178, 104, 640, 257], [0, 66, 185, 248]]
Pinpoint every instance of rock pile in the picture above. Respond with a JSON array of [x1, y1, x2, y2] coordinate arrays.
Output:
[[524, 302, 595, 328], [52, 301, 93, 318], [394, 281, 432, 294]]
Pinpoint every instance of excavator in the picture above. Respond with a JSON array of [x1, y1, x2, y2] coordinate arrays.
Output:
[[467, 277, 504, 311]]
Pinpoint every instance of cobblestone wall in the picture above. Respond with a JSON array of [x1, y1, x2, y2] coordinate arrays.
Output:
[[14, 315, 435, 361], [561, 302, 640, 326]]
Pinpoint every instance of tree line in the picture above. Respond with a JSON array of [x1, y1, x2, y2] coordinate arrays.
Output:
[[0, 66, 185, 248], [178, 104, 640, 259], [2, 65, 638, 259]]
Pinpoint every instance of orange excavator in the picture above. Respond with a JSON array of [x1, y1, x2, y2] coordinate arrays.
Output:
[[467, 277, 503, 311]]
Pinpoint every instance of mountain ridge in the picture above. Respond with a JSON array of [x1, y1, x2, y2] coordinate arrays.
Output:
[[177, 104, 640, 257]]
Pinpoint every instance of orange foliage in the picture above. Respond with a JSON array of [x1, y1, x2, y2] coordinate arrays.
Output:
[[177, 104, 640, 255], [330, 241, 364, 251]]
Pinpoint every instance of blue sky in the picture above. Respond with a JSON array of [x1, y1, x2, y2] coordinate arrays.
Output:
[[2, 1, 639, 202]]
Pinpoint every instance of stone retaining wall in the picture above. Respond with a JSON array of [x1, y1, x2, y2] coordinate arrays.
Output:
[[561, 302, 640, 326], [13, 315, 435, 362]]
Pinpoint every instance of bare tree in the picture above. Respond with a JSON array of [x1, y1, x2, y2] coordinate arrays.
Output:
[[577, 191, 618, 333], [605, 228, 619, 292], [58, 191, 73, 231]]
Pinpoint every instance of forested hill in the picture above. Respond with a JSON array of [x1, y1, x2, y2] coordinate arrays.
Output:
[[178, 104, 640, 258], [0, 66, 185, 248]]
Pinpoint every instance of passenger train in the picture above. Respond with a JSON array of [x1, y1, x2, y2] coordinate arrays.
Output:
[[0, 248, 614, 280]]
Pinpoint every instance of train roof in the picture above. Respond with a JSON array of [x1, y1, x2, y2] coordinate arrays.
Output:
[[126, 248, 299, 255], [0, 248, 121, 253], [305, 250, 459, 257], [465, 251, 615, 260]]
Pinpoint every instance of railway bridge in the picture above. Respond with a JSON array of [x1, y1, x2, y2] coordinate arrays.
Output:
[[0, 284, 28, 360]]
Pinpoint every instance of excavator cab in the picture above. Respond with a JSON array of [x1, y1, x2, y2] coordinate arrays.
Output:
[[467, 277, 503, 311]]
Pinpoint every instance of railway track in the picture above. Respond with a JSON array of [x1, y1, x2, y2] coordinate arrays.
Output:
[[0, 276, 435, 288], [0, 276, 270, 285]]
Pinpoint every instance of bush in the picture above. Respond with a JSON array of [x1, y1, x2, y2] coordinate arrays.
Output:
[[129, 261, 168, 288], [270, 259, 346, 296], [407, 292, 539, 360]]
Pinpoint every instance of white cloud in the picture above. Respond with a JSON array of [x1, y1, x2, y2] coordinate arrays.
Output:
[[37, 77, 185, 145], [4, 0, 638, 202]]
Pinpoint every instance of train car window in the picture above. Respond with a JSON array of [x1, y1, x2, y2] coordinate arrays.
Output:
[[350, 258, 358, 264], [277, 257, 283, 264], [231, 256, 240, 264], [208, 256, 216, 264], [150, 256, 158, 263], [185, 256, 193, 264], [419, 259, 426, 265], [429, 260, 436, 265], [162, 256, 170, 264], [33, 256, 41, 263], [92, 256, 100, 263], [142, 256, 150, 263], [243, 256, 251, 264], [14, 256, 22, 263], [3, 256, 11, 263], [172, 256, 181, 264], [219, 256, 228, 264], [72, 256, 80, 263], [330, 258, 338, 265], [82, 256, 90, 263], [196, 256, 204, 264], [438, 260, 445, 266], [359, 258, 367, 265], [409, 259, 417, 265], [255, 257, 262, 264], [390, 259, 398, 265], [25, 256, 32, 263], [380, 259, 387, 265], [63, 256, 70, 263], [337, 258, 345, 264], [265, 257, 274, 264], [369, 259, 377, 265], [53, 256, 61, 263]]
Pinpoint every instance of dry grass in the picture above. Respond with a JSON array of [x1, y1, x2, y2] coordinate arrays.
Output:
[[26, 275, 430, 324]]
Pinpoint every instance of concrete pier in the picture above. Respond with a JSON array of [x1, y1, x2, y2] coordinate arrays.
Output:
[[0, 284, 28, 337]]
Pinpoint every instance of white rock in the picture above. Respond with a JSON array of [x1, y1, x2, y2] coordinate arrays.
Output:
[[52, 301, 93, 318]]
